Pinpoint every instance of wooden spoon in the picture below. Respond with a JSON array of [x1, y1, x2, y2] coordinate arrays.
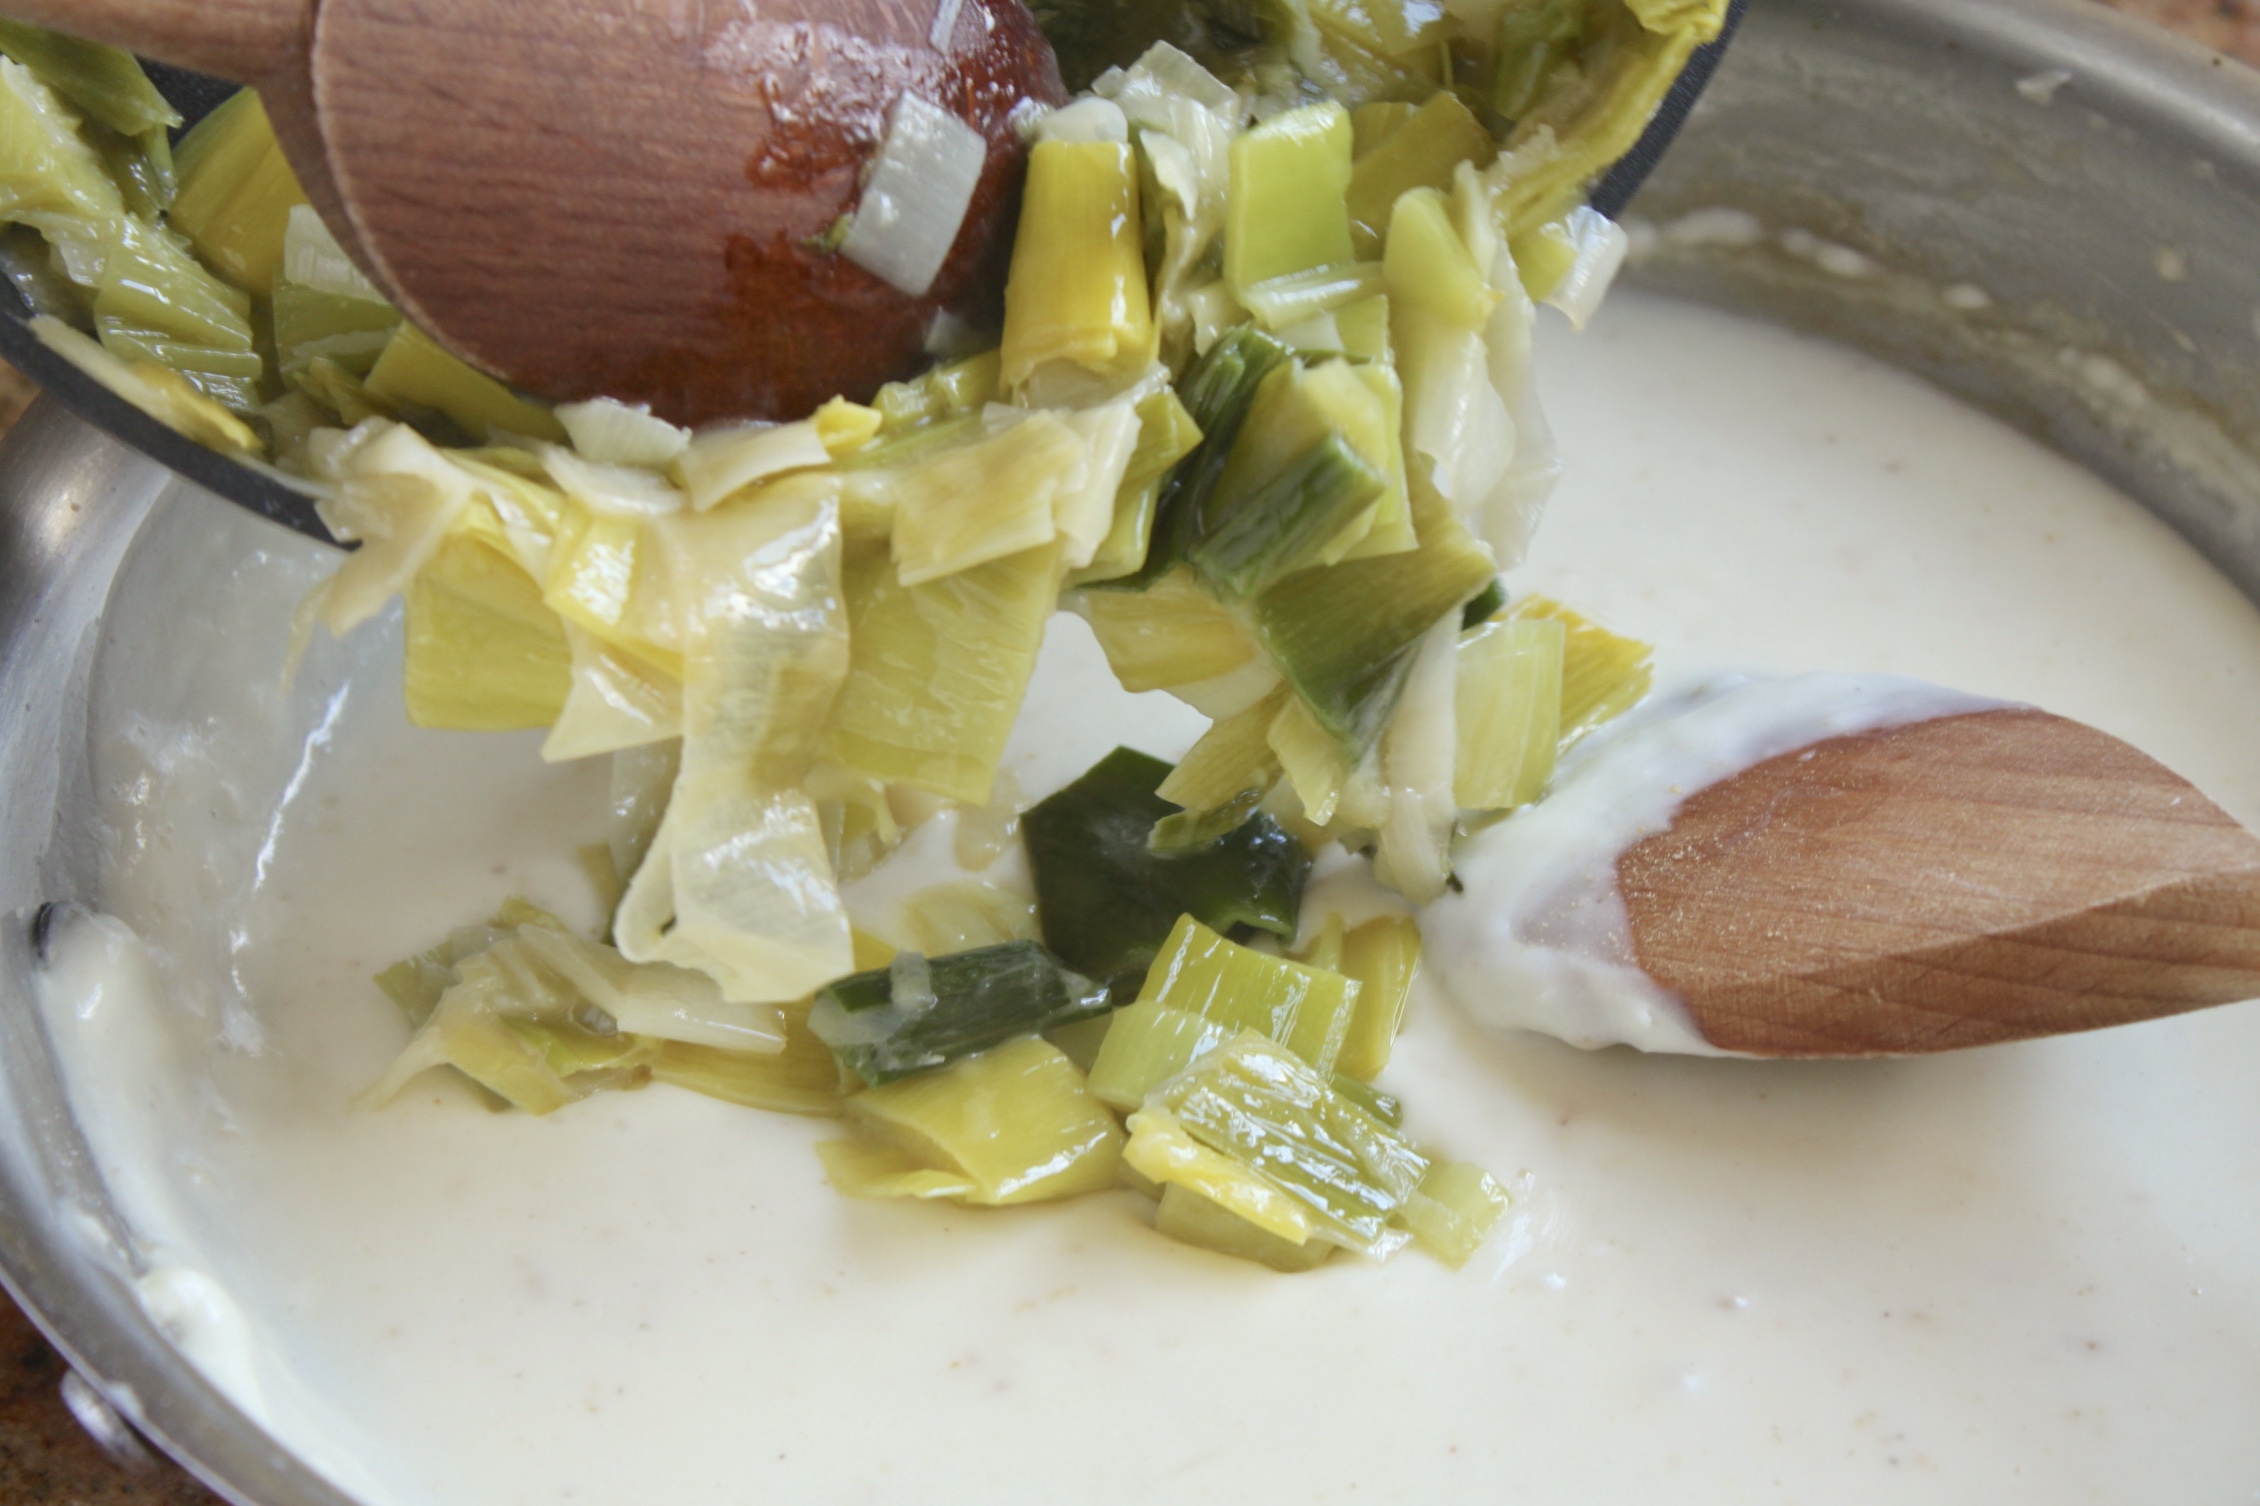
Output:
[[1617, 708, 2260, 1055], [10, 0, 1065, 424]]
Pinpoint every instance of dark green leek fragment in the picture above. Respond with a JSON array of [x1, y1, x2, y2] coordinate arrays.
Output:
[[1251, 539, 1495, 754], [1128, 326, 1293, 587], [1022, 747, 1309, 1000], [810, 940, 1110, 1087], [1188, 434, 1385, 599], [1461, 578, 1507, 629]]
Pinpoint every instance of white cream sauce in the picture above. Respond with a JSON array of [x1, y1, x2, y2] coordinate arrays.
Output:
[[1429, 673, 2007, 1054], [38, 292, 2260, 1504]]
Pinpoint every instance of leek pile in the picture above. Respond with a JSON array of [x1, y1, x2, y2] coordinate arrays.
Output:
[[0, 1, 1732, 1277]]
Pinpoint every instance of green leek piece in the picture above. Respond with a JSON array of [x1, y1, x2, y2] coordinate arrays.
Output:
[[1461, 578, 1507, 628], [1000, 140, 1155, 388], [1154, 687, 1284, 828], [1250, 523, 1496, 755], [649, 1004, 846, 1117], [1085, 1000, 1233, 1111], [1345, 92, 1495, 257], [1153, 1031, 1428, 1256], [0, 225, 83, 320], [1454, 615, 1563, 810], [1330, 1071, 1403, 1127], [824, 1035, 1125, 1205], [1123, 1104, 1323, 1244], [1488, 0, 1732, 240], [403, 532, 573, 731], [872, 349, 1001, 429], [1077, 567, 1259, 693], [1022, 747, 1309, 999], [1350, 100, 1418, 157], [93, 321, 265, 409], [1070, 388, 1204, 587], [1383, 185, 1498, 329], [887, 411, 1086, 585], [93, 216, 254, 353], [275, 278, 401, 383], [364, 322, 567, 444], [1044, 1010, 1115, 1073], [0, 22, 178, 216], [1235, 261, 1384, 333], [1133, 914, 1358, 1074], [31, 315, 259, 452], [169, 88, 307, 295], [1330, 295, 1392, 362], [373, 898, 566, 1028], [1137, 326, 1293, 584], [1494, 0, 1589, 121], [1192, 432, 1384, 598], [1188, 357, 1406, 595], [1155, 1183, 1334, 1272], [825, 539, 1060, 807], [1267, 690, 1349, 824], [0, 55, 123, 282], [810, 940, 1111, 1087], [1226, 101, 1354, 298], [1505, 594, 1652, 745], [1397, 1159, 1512, 1268], [1332, 914, 1422, 1080]]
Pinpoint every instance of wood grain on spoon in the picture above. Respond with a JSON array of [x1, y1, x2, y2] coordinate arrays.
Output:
[[1617, 708, 2260, 1056], [10, 0, 1065, 424]]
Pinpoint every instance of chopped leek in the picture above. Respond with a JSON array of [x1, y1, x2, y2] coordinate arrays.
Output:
[[1225, 102, 1354, 297], [1153, 687, 1284, 833], [1070, 388, 1204, 587], [1138, 326, 1293, 583], [1250, 520, 1495, 755], [1331, 915, 1422, 1080], [1454, 615, 1563, 810], [1122, 1105, 1321, 1246], [364, 322, 566, 444], [1085, 1000, 1233, 1110], [1132, 914, 1358, 1073], [825, 1036, 1125, 1205], [1075, 566, 1257, 694], [517, 926, 786, 1052], [888, 411, 1091, 585], [870, 350, 1000, 429], [1504, 594, 1652, 745], [1022, 748, 1309, 998], [1398, 1160, 1512, 1268], [1235, 261, 1384, 333], [1330, 1072, 1403, 1128], [649, 1008, 842, 1117], [1155, 1183, 1333, 1272], [811, 941, 1109, 1086], [403, 532, 572, 731], [1345, 91, 1494, 257], [826, 540, 1060, 806], [1152, 1031, 1425, 1256], [168, 87, 306, 297], [1000, 139, 1155, 390], [671, 419, 829, 511]]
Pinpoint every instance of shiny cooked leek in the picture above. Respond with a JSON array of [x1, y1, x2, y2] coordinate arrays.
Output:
[[168, 86, 305, 296], [1076, 566, 1258, 693], [1397, 1159, 1512, 1268], [1022, 748, 1309, 1000], [1225, 101, 1354, 296], [825, 539, 1061, 807], [1155, 1182, 1334, 1272], [809, 940, 1110, 1086], [1345, 91, 1493, 258], [1454, 615, 1564, 810], [1329, 914, 1422, 1080], [1070, 388, 1204, 586], [403, 532, 573, 731], [0, 22, 177, 215], [1000, 139, 1155, 389], [1126, 914, 1359, 1072], [1150, 1031, 1427, 1256], [364, 322, 567, 444], [1504, 594, 1653, 745], [822, 1036, 1125, 1205]]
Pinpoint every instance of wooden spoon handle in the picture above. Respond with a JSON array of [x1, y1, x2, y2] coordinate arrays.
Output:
[[0, 0, 308, 81]]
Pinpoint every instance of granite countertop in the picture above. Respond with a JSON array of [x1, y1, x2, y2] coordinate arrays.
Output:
[[3, 3, 2256, 1501]]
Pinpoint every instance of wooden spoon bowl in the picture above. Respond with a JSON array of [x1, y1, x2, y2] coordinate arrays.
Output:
[[12, 0, 1066, 424], [1619, 708, 2260, 1056]]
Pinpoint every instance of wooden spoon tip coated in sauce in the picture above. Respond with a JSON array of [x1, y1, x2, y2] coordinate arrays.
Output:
[[1619, 707, 2260, 1057]]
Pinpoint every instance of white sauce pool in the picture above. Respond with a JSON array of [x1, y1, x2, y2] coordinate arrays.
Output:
[[40, 292, 2260, 1504]]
